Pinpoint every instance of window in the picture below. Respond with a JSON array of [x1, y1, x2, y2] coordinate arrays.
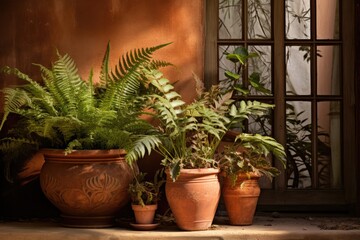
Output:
[[205, 0, 356, 211]]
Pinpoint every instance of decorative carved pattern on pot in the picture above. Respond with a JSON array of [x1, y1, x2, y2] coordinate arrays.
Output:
[[41, 172, 121, 211], [39, 149, 136, 227]]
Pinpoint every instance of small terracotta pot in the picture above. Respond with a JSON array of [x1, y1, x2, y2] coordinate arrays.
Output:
[[222, 173, 260, 225], [132, 204, 157, 224], [165, 168, 220, 231], [39, 149, 136, 228]]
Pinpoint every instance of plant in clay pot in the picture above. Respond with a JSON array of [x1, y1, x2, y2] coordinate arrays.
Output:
[[141, 67, 275, 230], [218, 132, 286, 225], [0, 42, 171, 227], [128, 169, 165, 229], [216, 46, 286, 226]]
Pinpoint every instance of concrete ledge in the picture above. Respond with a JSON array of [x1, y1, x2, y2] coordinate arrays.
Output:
[[1, 216, 360, 240]]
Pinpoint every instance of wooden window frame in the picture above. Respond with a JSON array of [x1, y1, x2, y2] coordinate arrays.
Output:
[[205, 0, 357, 213]]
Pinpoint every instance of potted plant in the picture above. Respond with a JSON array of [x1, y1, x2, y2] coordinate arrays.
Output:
[[215, 46, 286, 225], [128, 169, 165, 230], [0, 42, 170, 227], [142, 68, 275, 230], [218, 132, 286, 225]]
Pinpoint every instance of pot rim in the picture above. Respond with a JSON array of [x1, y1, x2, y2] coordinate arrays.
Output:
[[131, 204, 158, 211], [166, 167, 220, 175], [40, 148, 126, 159]]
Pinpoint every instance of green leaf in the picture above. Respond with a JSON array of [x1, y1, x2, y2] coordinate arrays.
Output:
[[169, 160, 181, 182], [225, 70, 240, 80]]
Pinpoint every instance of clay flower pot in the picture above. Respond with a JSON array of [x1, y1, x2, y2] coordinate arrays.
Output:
[[39, 149, 135, 228], [222, 173, 260, 225], [131, 204, 157, 224], [165, 168, 220, 231]]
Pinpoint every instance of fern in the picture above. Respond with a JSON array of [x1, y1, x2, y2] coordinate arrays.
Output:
[[1, 43, 171, 180]]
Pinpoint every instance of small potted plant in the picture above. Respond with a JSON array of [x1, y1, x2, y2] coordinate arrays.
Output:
[[0, 42, 170, 227], [218, 132, 286, 226], [128, 169, 165, 230]]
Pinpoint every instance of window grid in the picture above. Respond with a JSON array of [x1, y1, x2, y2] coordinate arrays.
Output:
[[216, 0, 343, 190]]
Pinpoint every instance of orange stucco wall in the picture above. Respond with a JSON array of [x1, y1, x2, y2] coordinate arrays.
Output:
[[0, 0, 204, 103], [0, 0, 205, 218]]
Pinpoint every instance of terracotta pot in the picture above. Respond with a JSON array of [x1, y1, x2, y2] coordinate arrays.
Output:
[[131, 204, 157, 224], [222, 173, 260, 225], [39, 149, 136, 228], [165, 168, 220, 231]]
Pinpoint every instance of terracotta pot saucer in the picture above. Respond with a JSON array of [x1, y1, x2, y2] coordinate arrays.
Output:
[[130, 222, 160, 230]]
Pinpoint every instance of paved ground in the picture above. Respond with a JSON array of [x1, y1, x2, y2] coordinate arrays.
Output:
[[0, 216, 360, 240]]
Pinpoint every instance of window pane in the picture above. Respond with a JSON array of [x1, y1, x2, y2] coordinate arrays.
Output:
[[248, 104, 273, 189], [286, 46, 311, 95], [248, 45, 272, 95], [316, 0, 339, 39], [285, 0, 311, 39], [317, 45, 341, 95], [317, 101, 342, 189], [248, 105, 272, 136], [248, 0, 271, 39], [219, 45, 272, 96], [219, 0, 242, 39], [218, 45, 243, 91], [286, 101, 312, 189]]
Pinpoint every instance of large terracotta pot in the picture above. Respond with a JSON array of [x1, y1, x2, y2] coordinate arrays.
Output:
[[222, 173, 260, 225], [39, 149, 136, 228], [165, 168, 220, 231]]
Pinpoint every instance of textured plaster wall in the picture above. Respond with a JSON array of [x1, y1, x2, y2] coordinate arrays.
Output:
[[0, 0, 204, 218], [0, 0, 204, 104]]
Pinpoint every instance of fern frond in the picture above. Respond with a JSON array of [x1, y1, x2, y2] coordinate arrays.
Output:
[[101, 43, 172, 111], [125, 135, 161, 164], [52, 52, 86, 115], [99, 42, 111, 88], [147, 60, 173, 70], [0, 88, 31, 129]]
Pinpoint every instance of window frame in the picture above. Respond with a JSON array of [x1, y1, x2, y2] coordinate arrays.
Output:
[[205, 0, 356, 212]]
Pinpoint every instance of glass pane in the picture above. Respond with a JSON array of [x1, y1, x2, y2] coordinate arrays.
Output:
[[317, 101, 342, 189], [248, 104, 273, 189], [286, 46, 311, 95], [285, 0, 311, 39], [247, 0, 271, 39], [316, 0, 339, 39], [219, 0, 242, 39], [248, 106, 272, 136], [286, 101, 312, 189], [218, 45, 243, 91], [317, 45, 341, 95], [248, 45, 272, 95]]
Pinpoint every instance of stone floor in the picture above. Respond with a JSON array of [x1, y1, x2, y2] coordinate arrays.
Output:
[[1, 216, 360, 240]]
